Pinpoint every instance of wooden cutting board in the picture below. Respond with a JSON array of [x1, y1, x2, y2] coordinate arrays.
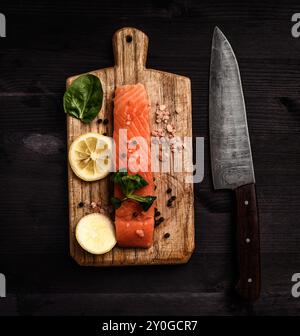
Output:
[[66, 27, 194, 266]]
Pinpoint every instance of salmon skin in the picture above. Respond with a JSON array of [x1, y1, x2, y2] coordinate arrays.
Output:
[[113, 83, 154, 248]]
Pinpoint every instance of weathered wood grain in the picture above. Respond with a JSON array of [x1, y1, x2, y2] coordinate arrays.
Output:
[[1, 0, 300, 315], [66, 27, 194, 266]]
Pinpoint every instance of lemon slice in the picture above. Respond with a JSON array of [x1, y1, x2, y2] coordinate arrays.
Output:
[[69, 132, 112, 181], [75, 213, 116, 254]]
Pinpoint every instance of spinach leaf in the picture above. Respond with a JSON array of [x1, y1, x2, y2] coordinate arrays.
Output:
[[63, 74, 103, 124]]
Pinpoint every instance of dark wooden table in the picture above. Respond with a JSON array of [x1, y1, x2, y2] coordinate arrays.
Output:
[[1, 0, 300, 316]]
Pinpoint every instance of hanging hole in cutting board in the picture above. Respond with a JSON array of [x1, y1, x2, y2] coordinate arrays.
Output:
[[126, 35, 132, 43]]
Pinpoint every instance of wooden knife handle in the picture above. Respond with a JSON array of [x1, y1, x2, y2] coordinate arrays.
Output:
[[235, 183, 261, 302]]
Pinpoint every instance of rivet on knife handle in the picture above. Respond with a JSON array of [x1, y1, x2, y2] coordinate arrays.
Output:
[[235, 183, 261, 302]]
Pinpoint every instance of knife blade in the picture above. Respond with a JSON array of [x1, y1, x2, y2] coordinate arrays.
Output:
[[209, 27, 261, 302]]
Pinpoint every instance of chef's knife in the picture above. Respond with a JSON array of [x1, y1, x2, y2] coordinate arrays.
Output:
[[209, 27, 261, 302]]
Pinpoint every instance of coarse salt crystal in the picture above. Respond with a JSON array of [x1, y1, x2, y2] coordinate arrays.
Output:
[[166, 124, 173, 132], [136, 229, 144, 237], [160, 104, 166, 111]]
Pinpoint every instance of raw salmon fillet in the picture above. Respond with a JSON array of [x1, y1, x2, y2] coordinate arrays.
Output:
[[113, 83, 154, 248]]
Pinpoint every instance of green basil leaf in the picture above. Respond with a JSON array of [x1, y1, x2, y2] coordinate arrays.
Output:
[[111, 170, 156, 212], [125, 174, 148, 192], [121, 174, 148, 195], [128, 195, 157, 211], [111, 171, 147, 195], [111, 170, 127, 184], [63, 74, 103, 124], [111, 171, 128, 195], [110, 197, 122, 209]]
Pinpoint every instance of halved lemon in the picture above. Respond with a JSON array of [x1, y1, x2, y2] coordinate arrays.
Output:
[[75, 213, 116, 254], [68, 132, 112, 181]]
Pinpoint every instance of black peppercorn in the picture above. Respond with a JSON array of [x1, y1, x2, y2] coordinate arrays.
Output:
[[155, 210, 161, 217], [166, 188, 172, 194], [164, 233, 170, 239], [103, 118, 109, 125], [171, 196, 176, 201], [103, 132, 107, 136], [78, 202, 84, 208], [97, 119, 102, 124]]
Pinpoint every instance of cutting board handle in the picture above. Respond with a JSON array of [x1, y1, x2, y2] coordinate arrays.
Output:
[[113, 27, 149, 83]]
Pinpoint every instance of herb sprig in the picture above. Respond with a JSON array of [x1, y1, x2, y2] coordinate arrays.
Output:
[[111, 171, 156, 211]]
